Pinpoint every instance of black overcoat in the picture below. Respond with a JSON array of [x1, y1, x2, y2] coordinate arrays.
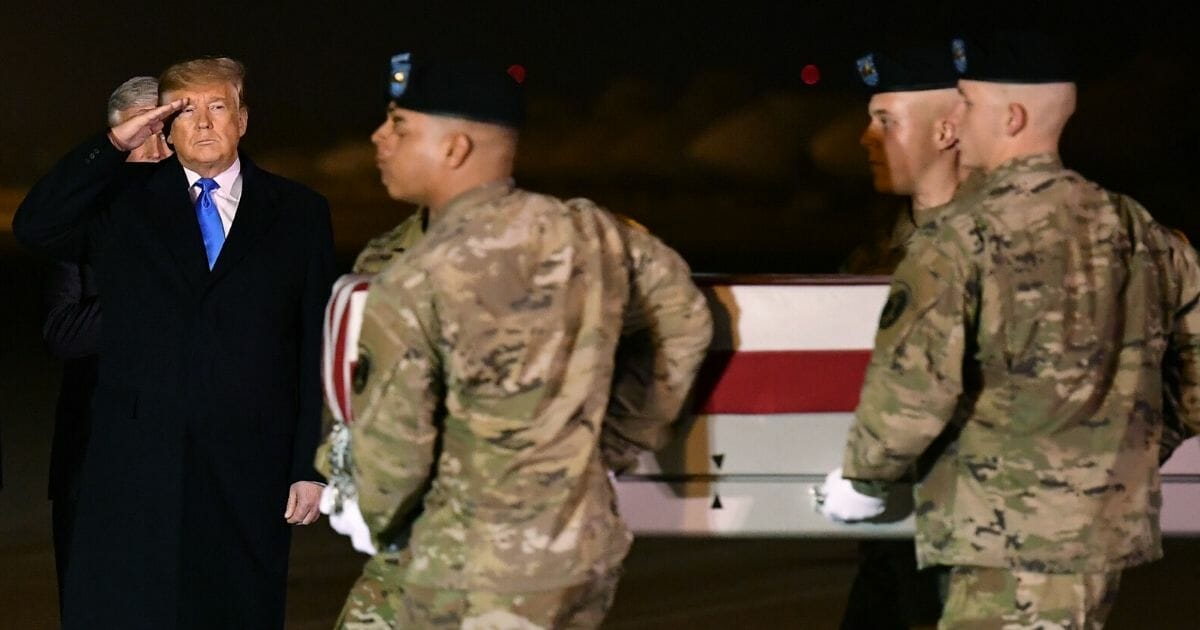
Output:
[[13, 133, 335, 629]]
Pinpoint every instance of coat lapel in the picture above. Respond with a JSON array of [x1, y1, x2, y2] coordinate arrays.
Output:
[[145, 156, 209, 293], [207, 154, 281, 287]]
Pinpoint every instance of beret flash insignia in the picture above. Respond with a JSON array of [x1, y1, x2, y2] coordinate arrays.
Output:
[[389, 53, 412, 99], [857, 54, 879, 87], [951, 38, 968, 74]]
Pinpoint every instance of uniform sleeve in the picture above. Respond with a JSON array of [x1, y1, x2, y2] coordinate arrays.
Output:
[[602, 229, 713, 472], [348, 262, 443, 545], [843, 225, 976, 481], [315, 215, 428, 483], [1162, 233, 1200, 458]]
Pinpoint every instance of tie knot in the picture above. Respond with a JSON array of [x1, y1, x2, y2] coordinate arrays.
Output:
[[195, 178, 220, 194]]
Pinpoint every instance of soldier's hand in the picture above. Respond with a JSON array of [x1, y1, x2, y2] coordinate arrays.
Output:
[[285, 480, 324, 525], [811, 467, 887, 523], [320, 487, 378, 555], [108, 98, 187, 153]]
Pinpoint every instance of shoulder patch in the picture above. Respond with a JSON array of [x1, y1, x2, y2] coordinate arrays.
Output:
[[352, 345, 372, 394], [879, 282, 911, 330]]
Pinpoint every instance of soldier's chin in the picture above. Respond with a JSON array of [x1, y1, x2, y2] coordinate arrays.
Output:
[[378, 176, 398, 198], [871, 174, 898, 195], [383, 181, 417, 204]]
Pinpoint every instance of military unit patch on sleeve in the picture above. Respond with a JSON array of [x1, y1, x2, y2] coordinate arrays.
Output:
[[879, 282, 911, 329], [353, 345, 372, 394]]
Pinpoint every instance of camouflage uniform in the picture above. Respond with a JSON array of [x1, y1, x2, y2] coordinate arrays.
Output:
[[315, 209, 426, 630], [842, 169, 987, 276], [939, 566, 1120, 629], [839, 169, 986, 630], [349, 180, 712, 628], [843, 154, 1200, 627], [317, 208, 429, 484]]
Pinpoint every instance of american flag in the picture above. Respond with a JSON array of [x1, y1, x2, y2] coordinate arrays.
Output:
[[614, 275, 1200, 537], [321, 274, 1200, 537]]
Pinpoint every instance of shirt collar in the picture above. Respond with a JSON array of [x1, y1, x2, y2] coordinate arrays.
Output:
[[183, 158, 243, 202]]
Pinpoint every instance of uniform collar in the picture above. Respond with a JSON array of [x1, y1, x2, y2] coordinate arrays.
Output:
[[985, 153, 1063, 184], [430, 178, 515, 226]]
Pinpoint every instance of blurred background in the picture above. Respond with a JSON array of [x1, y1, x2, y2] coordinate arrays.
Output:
[[2, 1, 1199, 627], [3, 1, 1198, 269]]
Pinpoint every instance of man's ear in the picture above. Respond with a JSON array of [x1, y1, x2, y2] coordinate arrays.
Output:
[[444, 132, 473, 169], [934, 118, 957, 151], [237, 106, 249, 137], [1005, 102, 1027, 137]]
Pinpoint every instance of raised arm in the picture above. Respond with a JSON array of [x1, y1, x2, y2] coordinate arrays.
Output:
[[13, 100, 187, 260]]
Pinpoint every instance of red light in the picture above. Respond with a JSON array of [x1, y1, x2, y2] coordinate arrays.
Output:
[[507, 64, 527, 84], [801, 64, 821, 85]]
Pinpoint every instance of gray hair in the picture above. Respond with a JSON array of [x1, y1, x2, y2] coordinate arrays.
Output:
[[106, 76, 160, 126]]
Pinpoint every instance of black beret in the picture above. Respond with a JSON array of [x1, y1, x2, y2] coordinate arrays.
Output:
[[954, 30, 1075, 84], [854, 40, 960, 94], [387, 52, 526, 129]]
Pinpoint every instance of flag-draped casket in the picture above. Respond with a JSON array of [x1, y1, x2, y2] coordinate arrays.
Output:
[[324, 274, 1200, 537], [614, 275, 1200, 537]]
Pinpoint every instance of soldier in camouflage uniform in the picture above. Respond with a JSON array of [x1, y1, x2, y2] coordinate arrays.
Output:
[[334, 53, 713, 629], [316, 208, 426, 629], [836, 31, 1200, 628], [828, 39, 970, 630]]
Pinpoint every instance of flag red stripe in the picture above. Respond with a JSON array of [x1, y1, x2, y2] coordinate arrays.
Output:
[[332, 280, 370, 423], [693, 350, 872, 414]]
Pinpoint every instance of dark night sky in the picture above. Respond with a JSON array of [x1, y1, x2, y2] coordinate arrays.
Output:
[[1, 1, 1188, 186]]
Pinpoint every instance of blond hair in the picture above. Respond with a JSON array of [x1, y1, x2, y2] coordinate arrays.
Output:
[[159, 57, 247, 108]]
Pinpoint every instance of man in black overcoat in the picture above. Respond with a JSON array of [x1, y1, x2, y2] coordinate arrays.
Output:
[[13, 56, 334, 629]]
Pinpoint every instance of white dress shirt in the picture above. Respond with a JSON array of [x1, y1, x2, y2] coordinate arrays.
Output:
[[183, 159, 243, 237]]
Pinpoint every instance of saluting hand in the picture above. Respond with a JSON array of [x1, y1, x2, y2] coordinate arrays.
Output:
[[108, 98, 188, 153], [285, 480, 324, 525]]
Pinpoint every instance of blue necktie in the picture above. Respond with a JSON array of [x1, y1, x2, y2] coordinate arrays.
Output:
[[194, 178, 225, 269]]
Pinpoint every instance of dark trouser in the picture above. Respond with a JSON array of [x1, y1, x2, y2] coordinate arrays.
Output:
[[840, 539, 945, 630], [52, 495, 79, 614]]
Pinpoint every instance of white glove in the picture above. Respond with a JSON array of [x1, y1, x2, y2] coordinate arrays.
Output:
[[811, 467, 887, 523], [320, 485, 378, 555]]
